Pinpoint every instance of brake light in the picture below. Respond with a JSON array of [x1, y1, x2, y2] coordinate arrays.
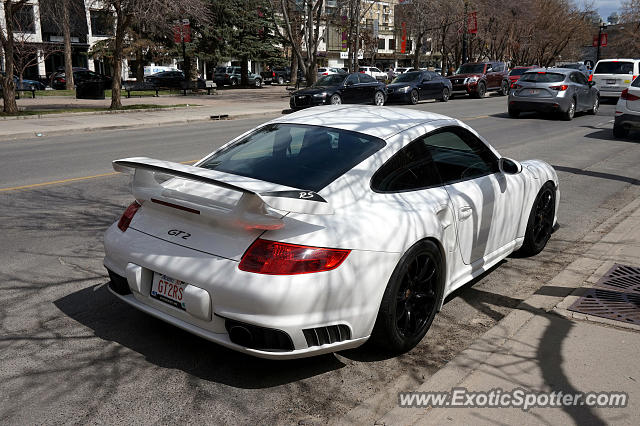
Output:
[[117, 201, 141, 232], [550, 85, 569, 91], [239, 239, 350, 275], [621, 89, 640, 101], [510, 82, 521, 89], [322, 72, 328, 75], [272, 71, 276, 77]]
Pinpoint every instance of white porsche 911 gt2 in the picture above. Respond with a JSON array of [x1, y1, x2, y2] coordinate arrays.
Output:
[[104, 105, 559, 359]]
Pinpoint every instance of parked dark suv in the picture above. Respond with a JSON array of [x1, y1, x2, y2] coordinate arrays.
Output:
[[448, 61, 509, 98]]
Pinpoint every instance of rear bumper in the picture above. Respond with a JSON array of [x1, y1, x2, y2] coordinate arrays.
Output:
[[103, 223, 396, 358], [598, 89, 623, 98], [614, 113, 640, 128], [508, 94, 571, 112]]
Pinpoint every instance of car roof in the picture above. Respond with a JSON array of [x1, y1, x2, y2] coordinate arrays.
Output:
[[271, 105, 451, 140], [527, 68, 572, 74]]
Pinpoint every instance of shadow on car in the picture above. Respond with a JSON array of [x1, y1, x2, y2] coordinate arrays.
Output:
[[54, 284, 346, 388]]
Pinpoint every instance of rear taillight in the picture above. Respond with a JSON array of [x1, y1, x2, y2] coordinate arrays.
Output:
[[550, 84, 569, 91], [322, 72, 328, 75], [239, 239, 350, 275], [588, 74, 593, 82], [272, 71, 276, 77], [511, 82, 520, 89], [117, 201, 141, 232], [621, 89, 640, 101]]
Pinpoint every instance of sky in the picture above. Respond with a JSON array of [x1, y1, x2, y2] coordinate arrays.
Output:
[[585, 0, 622, 21]]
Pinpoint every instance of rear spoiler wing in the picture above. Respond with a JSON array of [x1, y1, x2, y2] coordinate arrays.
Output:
[[113, 157, 333, 230]]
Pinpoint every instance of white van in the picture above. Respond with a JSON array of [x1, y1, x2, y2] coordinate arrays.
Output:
[[591, 59, 640, 99], [144, 65, 179, 77]]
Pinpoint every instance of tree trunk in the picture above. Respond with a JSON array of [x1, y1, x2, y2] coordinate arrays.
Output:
[[136, 48, 144, 82], [110, 9, 126, 110], [290, 54, 298, 85], [2, 1, 19, 114], [240, 57, 249, 87], [62, 0, 75, 90]]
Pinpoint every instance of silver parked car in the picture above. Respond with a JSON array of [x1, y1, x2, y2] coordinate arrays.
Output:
[[508, 68, 599, 120]]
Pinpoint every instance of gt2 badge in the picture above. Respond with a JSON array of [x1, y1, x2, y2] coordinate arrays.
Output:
[[168, 229, 191, 240]]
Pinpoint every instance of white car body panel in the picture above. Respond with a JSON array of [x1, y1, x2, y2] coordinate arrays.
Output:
[[592, 59, 640, 98], [104, 105, 559, 359]]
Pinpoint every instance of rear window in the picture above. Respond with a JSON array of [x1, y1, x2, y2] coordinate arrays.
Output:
[[509, 68, 528, 76], [520, 72, 565, 83], [594, 61, 634, 75], [200, 124, 386, 192]]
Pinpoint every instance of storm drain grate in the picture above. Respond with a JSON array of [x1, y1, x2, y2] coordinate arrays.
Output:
[[568, 264, 640, 325]]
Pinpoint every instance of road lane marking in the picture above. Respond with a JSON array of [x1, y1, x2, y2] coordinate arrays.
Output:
[[0, 160, 198, 193]]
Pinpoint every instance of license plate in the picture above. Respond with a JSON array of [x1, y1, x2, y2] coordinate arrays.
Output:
[[151, 273, 187, 310], [529, 89, 539, 95], [606, 79, 616, 84]]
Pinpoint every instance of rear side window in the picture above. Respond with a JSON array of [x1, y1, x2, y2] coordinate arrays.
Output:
[[200, 124, 385, 192], [509, 68, 528, 76], [633, 76, 640, 88], [594, 61, 634, 74], [360, 74, 376, 83], [520, 72, 565, 83]]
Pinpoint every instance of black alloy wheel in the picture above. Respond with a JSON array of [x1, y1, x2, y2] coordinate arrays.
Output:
[[519, 183, 556, 256], [409, 89, 419, 105], [439, 87, 450, 102], [371, 240, 443, 353]]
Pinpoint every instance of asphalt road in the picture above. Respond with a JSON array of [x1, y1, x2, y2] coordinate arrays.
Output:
[[1, 96, 639, 424]]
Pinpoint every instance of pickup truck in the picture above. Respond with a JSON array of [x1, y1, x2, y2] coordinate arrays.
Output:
[[214, 66, 263, 87]]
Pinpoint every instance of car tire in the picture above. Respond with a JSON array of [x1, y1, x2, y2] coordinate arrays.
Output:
[[588, 95, 599, 115], [508, 107, 520, 118], [409, 89, 419, 105], [474, 82, 486, 98], [562, 98, 576, 120], [277, 76, 285, 85], [254, 78, 262, 88], [518, 182, 556, 256], [374, 90, 385, 106], [499, 80, 509, 96], [370, 240, 443, 354], [613, 123, 629, 138], [439, 87, 450, 102], [330, 94, 342, 105]]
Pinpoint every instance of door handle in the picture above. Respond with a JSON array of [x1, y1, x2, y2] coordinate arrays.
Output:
[[459, 206, 473, 221]]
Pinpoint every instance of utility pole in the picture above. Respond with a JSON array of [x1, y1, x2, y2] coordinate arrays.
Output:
[[461, 1, 468, 66], [596, 22, 607, 62]]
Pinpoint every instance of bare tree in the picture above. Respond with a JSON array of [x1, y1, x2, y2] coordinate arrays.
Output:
[[87, 0, 208, 109], [1, 0, 30, 114], [270, 0, 324, 84]]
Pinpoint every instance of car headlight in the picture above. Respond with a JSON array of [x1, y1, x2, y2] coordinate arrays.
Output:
[[313, 92, 327, 98], [466, 76, 478, 83], [400, 86, 411, 93]]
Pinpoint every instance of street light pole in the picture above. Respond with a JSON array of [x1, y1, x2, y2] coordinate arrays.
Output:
[[596, 22, 607, 62], [461, 1, 468, 66]]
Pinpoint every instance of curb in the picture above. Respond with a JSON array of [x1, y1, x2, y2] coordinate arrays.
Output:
[[342, 194, 640, 425], [0, 109, 286, 142], [0, 104, 207, 121]]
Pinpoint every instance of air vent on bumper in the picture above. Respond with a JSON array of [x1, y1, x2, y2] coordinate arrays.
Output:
[[303, 324, 351, 347]]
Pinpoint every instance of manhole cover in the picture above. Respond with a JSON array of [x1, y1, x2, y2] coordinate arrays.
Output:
[[568, 264, 640, 326]]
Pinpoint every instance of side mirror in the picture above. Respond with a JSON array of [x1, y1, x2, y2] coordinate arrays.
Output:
[[498, 157, 523, 174]]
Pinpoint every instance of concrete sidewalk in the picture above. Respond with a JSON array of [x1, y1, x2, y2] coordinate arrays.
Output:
[[0, 87, 290, 141], [351, 197, 640, 425]]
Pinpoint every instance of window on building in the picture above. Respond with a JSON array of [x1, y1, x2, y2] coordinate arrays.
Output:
[[13, 5, 35, 33], [378, 38, 386, 51], [90, 11, 114, 37], [406, 40, 413, 52], [389, 38, 396, 51]]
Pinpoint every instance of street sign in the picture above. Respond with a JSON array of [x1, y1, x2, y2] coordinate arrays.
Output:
[[593, 33, 608, 47]]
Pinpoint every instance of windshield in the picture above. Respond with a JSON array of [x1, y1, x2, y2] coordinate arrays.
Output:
[[520, 72, 565, 83], [456, 64, 485, 74], [594, 61, 634, 74], [199, 124, 386, 192], [509, 68, 529, 76], [313, 74, 347, 86], [392, 72, 421, 83]]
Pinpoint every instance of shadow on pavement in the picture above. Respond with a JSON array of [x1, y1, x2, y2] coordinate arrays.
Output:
[[54, 284, 346, 389], [552, 165, 639, 185]]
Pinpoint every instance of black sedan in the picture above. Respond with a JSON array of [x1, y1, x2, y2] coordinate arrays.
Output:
[[51, 68, 113, 90], [290, 72, 386, 110], [144, 71, 205, 89], [386, 70, 452, 104]]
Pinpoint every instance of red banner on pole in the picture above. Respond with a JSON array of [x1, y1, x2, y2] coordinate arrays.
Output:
[[401, 22, 407, 54], [600, 33, 607, 47], [173, 25, 182, 43], [468, 12, 477, 34]]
